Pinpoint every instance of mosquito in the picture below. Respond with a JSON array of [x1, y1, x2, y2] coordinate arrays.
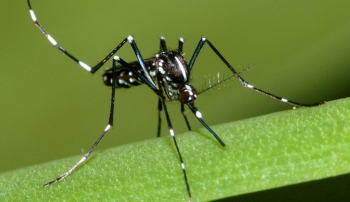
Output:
[[27, 1, 324, 201]]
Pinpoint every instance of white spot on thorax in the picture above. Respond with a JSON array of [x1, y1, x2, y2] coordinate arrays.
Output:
[[175, 56, 187, 81], [159, 66, 165, 74]]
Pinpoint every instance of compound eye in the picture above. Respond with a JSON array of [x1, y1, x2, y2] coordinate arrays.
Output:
[[178, 84, 198, 103]]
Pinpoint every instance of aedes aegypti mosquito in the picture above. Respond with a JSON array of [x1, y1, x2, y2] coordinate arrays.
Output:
[[27, 1, 324, 201]]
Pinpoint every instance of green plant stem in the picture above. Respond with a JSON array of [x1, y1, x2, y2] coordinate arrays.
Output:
[[1, 98, 349, 202]]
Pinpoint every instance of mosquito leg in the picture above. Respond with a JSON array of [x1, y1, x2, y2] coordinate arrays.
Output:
[[161, 100, 192, 201], [157, 98, 162, 137], [186, 102, 225, 146], [160, 36, 167, 52], [178, 37, 184, 52], [181, 104, 192, 131], [27, 1, 157, 80], [156, 75, 192, 201], [43, 56, 119, 187], [189, 37, 325, 107]]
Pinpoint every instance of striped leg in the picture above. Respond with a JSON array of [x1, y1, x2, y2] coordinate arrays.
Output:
[[157, 98, 162, 137], [161, 98, 192, 201], [186, 103, 226, 146], [181, 103, 192, 131], [189, 37, 325, 107], [43, 57, 118, 187], [115, 55, 193, 201], [157, 80, 192, 201], [27, 0, 154, 82]]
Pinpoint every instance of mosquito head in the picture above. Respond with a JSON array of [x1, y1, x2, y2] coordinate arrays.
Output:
[[178, 84, 198, 103]]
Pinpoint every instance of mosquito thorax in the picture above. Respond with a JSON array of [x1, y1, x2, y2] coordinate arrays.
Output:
[[151, 51, 191, 101], [154, 51, 189, 85]]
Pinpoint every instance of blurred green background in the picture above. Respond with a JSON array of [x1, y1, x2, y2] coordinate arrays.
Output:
[[0, 0, 349, 177]]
